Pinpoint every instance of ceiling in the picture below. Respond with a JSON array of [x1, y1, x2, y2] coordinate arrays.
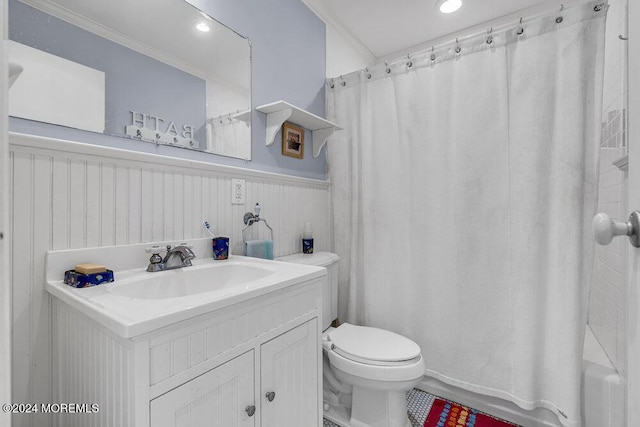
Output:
[[304, 0, 567, 58]]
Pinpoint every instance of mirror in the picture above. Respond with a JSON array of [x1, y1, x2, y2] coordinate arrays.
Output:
[[8, 0, 252, 160]]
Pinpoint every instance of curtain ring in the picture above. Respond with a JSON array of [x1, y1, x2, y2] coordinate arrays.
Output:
[[385, 61, 390, 74], [517, 18, 524, 36], [365, 67, 372, 79], [487, 35, 493, 44], [455, 46, 462, 54], [556, 16, 563, 23], [594, 3, 603, 12]]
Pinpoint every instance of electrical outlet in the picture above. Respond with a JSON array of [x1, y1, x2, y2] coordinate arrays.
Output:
[[231, 179, 245, 204]]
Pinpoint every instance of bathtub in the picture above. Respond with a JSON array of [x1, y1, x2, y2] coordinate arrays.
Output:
[[581, 326, 623, 427], [418, 326, 623, 427]]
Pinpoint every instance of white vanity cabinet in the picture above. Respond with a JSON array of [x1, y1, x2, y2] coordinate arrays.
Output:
[[50, 277, 322, 427], [150, 319, 318, 427], [150, 350, 255, 427], [260, 319, 318, 426]]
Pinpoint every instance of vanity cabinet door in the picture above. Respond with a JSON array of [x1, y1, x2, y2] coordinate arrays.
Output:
[[150, 350, 255, 427], [260, 319, 318, 427]]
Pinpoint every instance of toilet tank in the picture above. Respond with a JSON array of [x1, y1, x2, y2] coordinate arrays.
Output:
[[276, 252, 339, 330]]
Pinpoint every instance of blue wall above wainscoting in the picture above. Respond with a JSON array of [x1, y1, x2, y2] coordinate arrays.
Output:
[[8, 0, 327, 180], [186, 0, 327, 179]]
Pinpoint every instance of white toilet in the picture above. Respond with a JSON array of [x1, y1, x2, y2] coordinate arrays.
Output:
[[277, 252, 425, 427]]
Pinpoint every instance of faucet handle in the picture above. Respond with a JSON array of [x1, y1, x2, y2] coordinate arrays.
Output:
[[145, 245, 163, 254]]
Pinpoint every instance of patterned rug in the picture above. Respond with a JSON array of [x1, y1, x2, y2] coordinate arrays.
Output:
[[323, 389, 520, 427], [424, 397, 519, 427]]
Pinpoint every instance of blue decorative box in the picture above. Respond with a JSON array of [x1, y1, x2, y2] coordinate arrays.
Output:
[[64, 269, 114, 288]]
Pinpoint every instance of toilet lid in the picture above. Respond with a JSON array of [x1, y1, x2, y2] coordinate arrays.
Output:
[[327, 323, 421, 363]]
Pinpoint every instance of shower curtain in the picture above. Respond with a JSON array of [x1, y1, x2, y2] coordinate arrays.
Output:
[[326, 2, 606, 426]]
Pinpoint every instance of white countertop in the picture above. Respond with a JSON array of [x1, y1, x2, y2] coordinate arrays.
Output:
[[45, 239, 326, 338]]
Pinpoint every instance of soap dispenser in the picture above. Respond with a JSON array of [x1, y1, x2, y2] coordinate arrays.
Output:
[[302, 222, 314, 254]]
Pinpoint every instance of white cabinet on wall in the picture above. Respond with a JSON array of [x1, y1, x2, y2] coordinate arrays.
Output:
[[50, 279, 323, 427]]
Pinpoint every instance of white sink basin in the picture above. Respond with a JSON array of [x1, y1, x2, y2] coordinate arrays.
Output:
[[45, 239, 326, 338], [109, 262, 273, 299]]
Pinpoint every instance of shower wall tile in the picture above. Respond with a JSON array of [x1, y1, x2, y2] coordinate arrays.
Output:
[[9, 132, 332, 427], [589, 147, 627, 373], [589, 0, 628, 375]]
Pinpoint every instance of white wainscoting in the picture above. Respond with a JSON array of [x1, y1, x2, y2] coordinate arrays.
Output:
[[9, 132, 332, 427]]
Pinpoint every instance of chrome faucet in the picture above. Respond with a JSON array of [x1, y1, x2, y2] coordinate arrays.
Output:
[[146, 244, 196, 272]]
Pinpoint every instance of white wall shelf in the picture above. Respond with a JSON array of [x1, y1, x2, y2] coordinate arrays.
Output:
[[256, 100, 342, 158]]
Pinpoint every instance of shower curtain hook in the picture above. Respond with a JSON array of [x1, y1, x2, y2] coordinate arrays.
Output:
[[560, 4, 564, 11], [365, 67, 372, 79], [385, 61, 391, 74], [406, 53, 413, 68], [517, 17, 525, 35]]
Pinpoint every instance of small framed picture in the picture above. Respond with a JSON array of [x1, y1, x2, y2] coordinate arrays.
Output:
[[282, 122, 304, 159]]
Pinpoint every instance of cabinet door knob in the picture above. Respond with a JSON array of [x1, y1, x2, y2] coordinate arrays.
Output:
[[265, 391, 276, 402], [245, 405, 256, 417]]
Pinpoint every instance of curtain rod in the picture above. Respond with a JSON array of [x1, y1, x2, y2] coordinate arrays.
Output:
[[328, 0, 606, 82]]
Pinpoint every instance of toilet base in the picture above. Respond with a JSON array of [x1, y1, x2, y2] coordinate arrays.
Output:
[[323, 388, 411, 427], [350, 387, 411, 427]]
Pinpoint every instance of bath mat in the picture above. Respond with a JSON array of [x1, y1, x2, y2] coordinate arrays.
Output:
[[424, 398, 519, 427]]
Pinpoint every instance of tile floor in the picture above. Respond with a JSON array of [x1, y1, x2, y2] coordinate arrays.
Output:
[[323, 388, 436, 427]]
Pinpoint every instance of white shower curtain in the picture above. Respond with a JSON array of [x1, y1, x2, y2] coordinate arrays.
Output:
[[326, 2, 606, 426]]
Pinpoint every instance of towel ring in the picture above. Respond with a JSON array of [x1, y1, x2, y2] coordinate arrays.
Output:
[[242, 211, 274, 243]]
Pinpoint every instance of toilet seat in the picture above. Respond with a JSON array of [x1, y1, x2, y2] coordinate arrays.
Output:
[[327, 323, 421, 365], [325, 323, 426, 382]]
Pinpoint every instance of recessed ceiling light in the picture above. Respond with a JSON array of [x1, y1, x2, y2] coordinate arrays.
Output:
[[196, 22, 210, 32], [436, 0, 462, 14]]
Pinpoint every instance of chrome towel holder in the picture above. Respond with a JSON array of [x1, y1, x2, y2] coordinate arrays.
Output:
[[242, 203, 274, 243]]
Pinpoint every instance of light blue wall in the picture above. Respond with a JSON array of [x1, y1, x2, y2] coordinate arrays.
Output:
[[9, 0, 327, 180], [186, 0, 327, 179]]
